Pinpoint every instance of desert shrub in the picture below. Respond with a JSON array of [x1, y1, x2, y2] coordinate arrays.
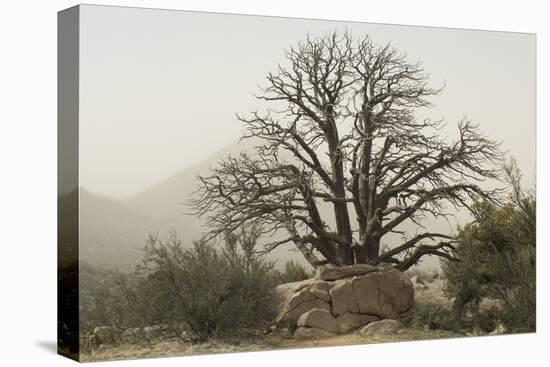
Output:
[[274, 260, 312, 284], [410, 303, 454, 331], [78, 225, 281, 347], [442, 160, 535, 332], [79, 264, 157, 353], [132, 227, 279, 341], [497, 248, 536, 332], [409, 302, 504, 334], [470, 306, 503, 333], [79, 264, 131, 334]]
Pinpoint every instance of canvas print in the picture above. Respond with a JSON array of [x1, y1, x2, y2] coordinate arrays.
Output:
[[58, 4, 536, 362]]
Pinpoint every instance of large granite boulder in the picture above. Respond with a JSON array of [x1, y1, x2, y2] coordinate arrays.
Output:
[[314, 264, 378, 281], [297, 308, 340, 333], [336, 312, 380, 333], [275, 284, 332, 328], [275, 265, 414, 338]]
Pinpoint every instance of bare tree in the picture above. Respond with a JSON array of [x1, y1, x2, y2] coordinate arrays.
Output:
[[189, 32, 502, 270]]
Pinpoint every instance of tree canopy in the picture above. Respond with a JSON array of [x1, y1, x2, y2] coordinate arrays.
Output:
[[189, 31, 502, 270]]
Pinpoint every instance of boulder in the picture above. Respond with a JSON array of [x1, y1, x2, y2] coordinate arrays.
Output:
[[352, 268, 414, 319], [360, 319, 403, 336], [315, 264, 378, 281], [276, 287, 331, 328], [297, 308, 339, 333], [275, 264, 414, 337], [352, 274, 380, 315], [336, 313, 380, 333], [309, 281, 333, 302], [330, 279, 359, 316], [275, 278, 316, 306]]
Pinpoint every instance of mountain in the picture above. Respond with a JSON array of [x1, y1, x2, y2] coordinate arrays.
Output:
[[120, 139, 252, 230], [120, 138, 310, 268], [79, 188, 199, 270], [77, 138, 308, 270]]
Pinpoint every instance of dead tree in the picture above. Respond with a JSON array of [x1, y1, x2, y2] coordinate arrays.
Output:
[[189, 32, 502, 270]]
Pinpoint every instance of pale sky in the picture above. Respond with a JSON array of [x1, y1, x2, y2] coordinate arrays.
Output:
[[79, 4, 536, 198]]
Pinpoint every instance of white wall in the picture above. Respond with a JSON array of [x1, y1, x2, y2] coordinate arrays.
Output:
[[0, 1, 547, 367]]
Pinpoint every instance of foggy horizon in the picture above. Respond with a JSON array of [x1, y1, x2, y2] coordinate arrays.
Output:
[[79, 5, 535, 199], [78, 137, 243, 199]]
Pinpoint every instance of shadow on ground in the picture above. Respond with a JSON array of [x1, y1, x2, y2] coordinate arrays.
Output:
[[36, 340, 57, 354]]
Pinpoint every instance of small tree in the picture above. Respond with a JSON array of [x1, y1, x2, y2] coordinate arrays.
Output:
[[190, 31, 502, 270], [443, 160, 535, 331]]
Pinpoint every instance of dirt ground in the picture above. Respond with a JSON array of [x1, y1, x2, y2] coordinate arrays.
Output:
[[81, 327, 463, 362]]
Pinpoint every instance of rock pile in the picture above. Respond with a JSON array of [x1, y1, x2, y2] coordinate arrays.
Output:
[[275, 264, 414, 338]]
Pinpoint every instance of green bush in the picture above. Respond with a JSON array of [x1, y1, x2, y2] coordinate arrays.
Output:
[[132, 228, 279, 341], [442, 160, 535, 332], [497, 248, 536, 332], [275, 260, 312, 284]]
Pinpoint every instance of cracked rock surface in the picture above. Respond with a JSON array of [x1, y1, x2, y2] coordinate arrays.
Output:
[[275, 265, 414, 337]]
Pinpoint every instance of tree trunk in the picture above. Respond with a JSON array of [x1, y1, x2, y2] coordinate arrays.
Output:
[[328, 136, 353, 249], [336, 245, 354, 265], [366, 236, 381, 262], [451, 294, 470, 328], [354, 245, 367, 264]]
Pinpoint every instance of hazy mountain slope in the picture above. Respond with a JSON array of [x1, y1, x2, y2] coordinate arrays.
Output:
[[79, 188, 200, 270], [76, 139, 311, 271], [121, 139, 256, 230], [120, 139, 314, 269]]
